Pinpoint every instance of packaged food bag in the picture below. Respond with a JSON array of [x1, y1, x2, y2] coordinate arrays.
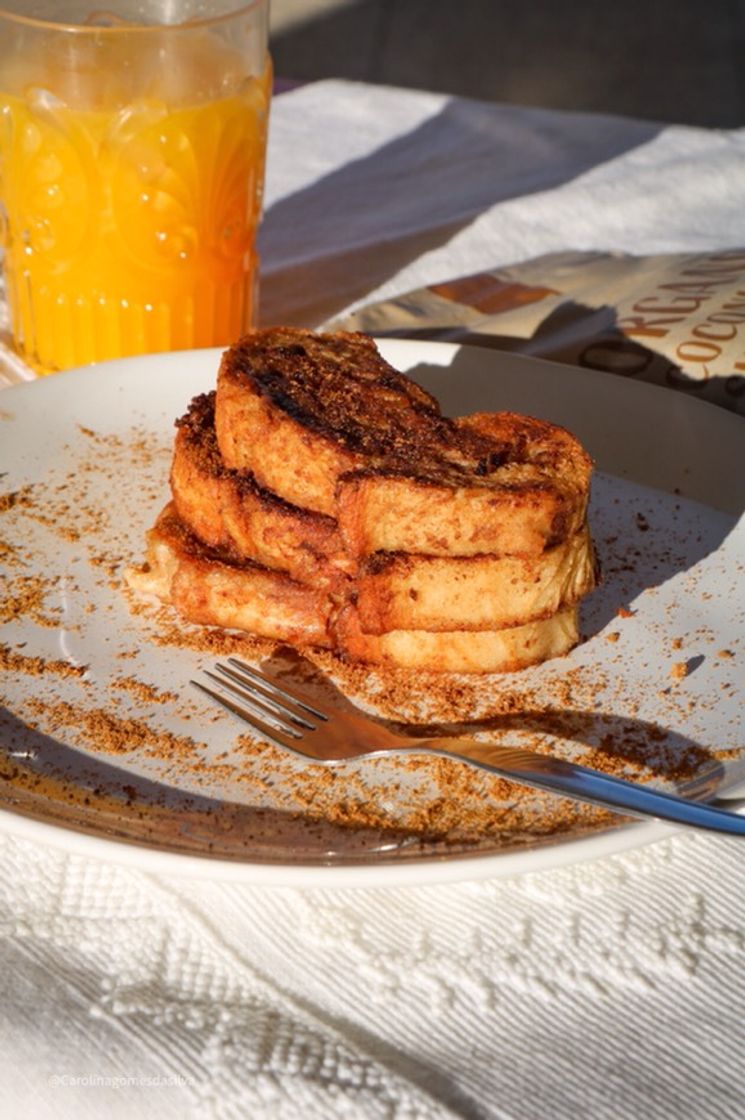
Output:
[[331, 249, 745, 415]]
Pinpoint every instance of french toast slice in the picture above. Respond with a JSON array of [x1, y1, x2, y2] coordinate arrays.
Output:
[[337, 411, 593, 559], [127, 507, 583, 670], [127, 504, 334, 647], [334, 604, 580, 673], [214, 327, 505, 517], [215, 328, 591, 555], [171, 393, 352, 591], [355, 523, 597, 634]]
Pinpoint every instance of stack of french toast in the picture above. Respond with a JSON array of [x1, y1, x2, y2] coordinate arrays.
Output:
[[133, 328, 598, 673]]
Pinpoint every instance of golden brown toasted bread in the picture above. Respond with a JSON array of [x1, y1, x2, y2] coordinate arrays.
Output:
[[214, 327, 505, 517], [127, 503, 334, 647], [355, 523, 597, 634], [170, 392, 352, 591], [215, 329, 592, 556], [334, 604, 580, 673], [337, 411, 593, 559]]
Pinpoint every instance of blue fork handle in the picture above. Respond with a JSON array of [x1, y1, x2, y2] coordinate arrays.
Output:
[[399, 739, 745, 836]]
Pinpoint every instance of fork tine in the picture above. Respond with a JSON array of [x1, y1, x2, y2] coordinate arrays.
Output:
[[202, 670, 307, 738], [190, 680, 302, 751], [213, 662, 317, 730], [197, 672, 305, 740], [226, 657, 330, 721]]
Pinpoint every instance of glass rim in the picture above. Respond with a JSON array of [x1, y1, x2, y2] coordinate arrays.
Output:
[[0, 1, 266, 35]]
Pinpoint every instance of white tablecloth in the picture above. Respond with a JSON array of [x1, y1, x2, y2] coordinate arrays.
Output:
[[2, 80, 745, 1119]]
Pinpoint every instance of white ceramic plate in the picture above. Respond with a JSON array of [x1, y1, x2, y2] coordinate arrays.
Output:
[[0, 340, 743, 886]]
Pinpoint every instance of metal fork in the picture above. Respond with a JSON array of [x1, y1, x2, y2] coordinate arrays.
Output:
[[192, 658, 745, 836]]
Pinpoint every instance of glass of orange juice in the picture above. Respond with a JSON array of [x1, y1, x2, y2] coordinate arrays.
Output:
[[0, 1, 271, 374]]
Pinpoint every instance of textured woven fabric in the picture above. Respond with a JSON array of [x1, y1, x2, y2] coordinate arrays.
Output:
[[3, 828, 745, 1118], [2, 80, 745, 1118]]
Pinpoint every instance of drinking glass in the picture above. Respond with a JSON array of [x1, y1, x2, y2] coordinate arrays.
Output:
[[0, 1, 271, 374]]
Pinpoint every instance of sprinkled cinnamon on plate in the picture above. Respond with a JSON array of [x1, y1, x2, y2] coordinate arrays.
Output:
[[0, 573, 62, 628], [0, 539, 24, 567], [111, 676, 178, 705], [26, 698, 201, 760], [228, 729, 617, 841], [0, 486, 34, 514], [0, 643, 87, 679]]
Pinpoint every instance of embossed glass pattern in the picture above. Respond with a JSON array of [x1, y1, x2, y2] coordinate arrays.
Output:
[[0, 2, 271, 374]]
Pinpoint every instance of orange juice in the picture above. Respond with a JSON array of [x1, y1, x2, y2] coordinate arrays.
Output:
[[0, 27, 271, 373]]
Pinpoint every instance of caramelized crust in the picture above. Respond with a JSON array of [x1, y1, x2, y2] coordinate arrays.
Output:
[[171, 393, 352, 590], [460, 410, 592, 524], [334, 605, 580, 673], [356, 524, 597, 634], [215, 329, 591, 556], [127, 504, 334, 647], [215, 327, 504, 516], [338, 410, 593, 559]]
